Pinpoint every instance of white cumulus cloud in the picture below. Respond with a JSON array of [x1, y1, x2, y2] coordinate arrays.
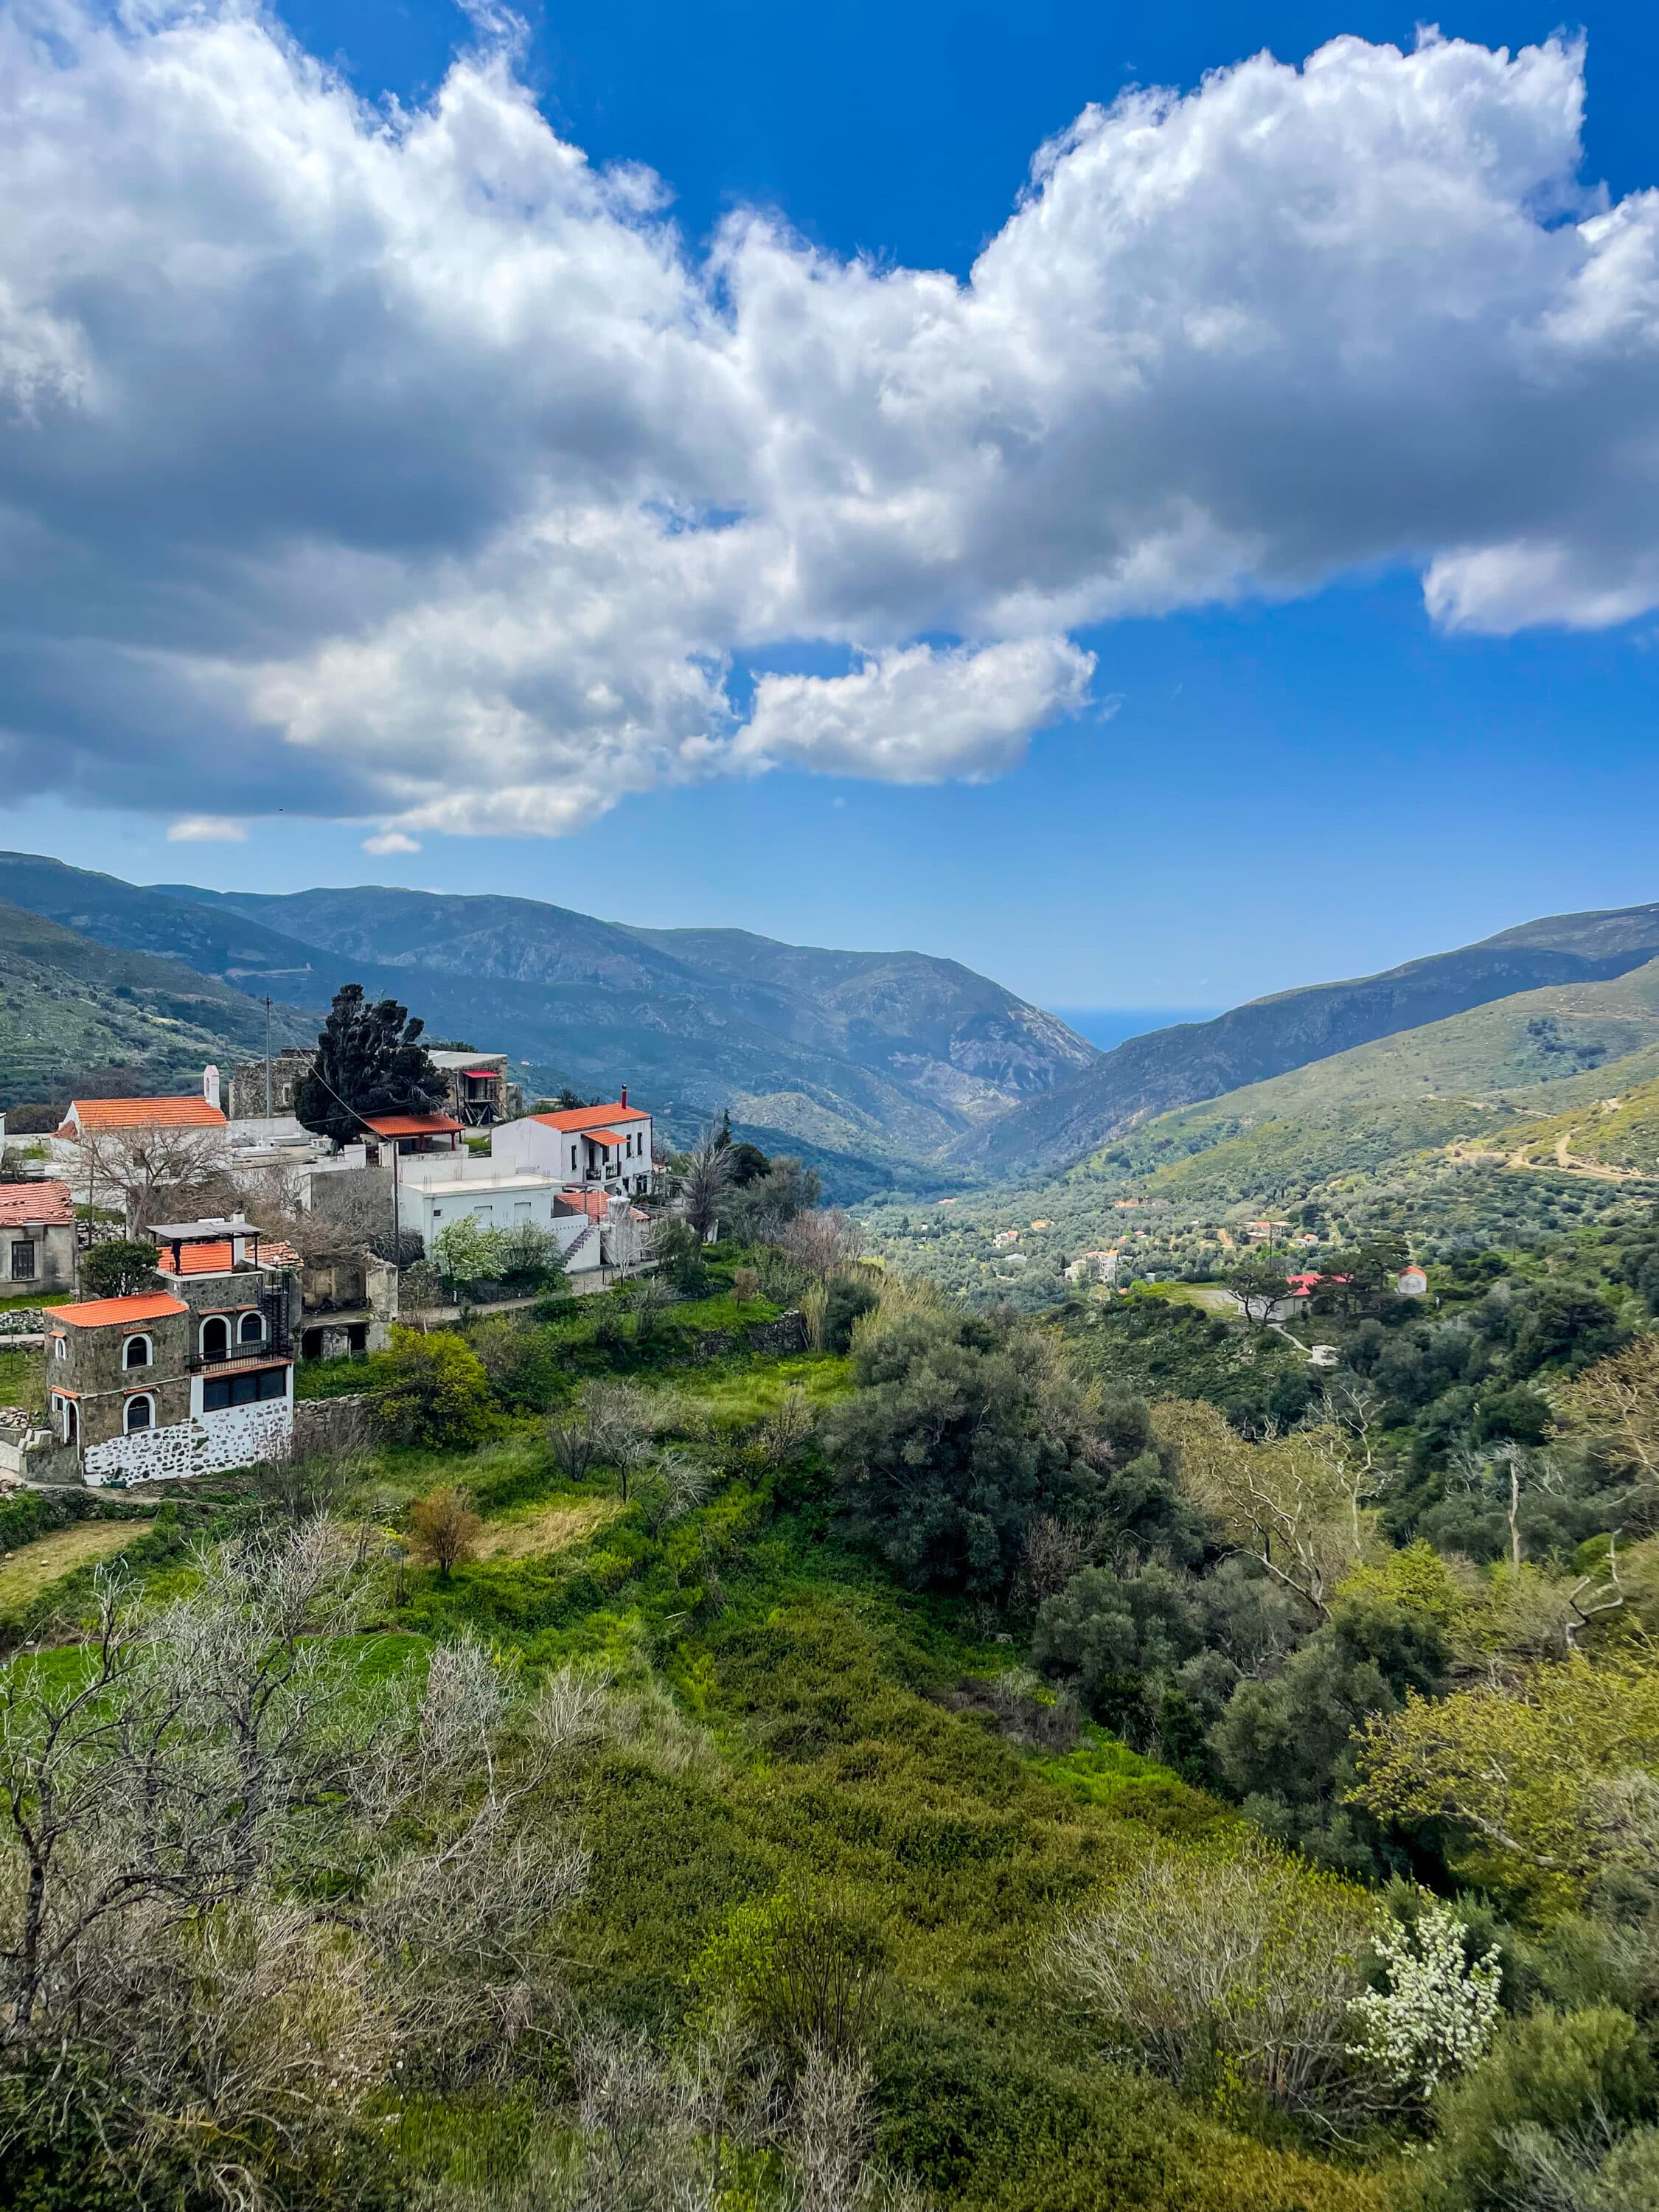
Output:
[[0, 7, 1656, 838], [739, 640, 1096, 782], [166, 815, 247, 843]]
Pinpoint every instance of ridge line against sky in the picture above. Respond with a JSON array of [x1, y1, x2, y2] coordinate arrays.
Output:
[[4, 1, 1658, 1006]]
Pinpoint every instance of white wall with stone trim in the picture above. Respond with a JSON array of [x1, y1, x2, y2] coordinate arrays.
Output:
[[83, 1399, 293, 1486]]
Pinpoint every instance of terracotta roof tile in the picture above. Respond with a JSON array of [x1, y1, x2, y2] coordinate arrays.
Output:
[[55, 1293, 189, 1328], [60, 1096, 226, 1135], [0, 1180, 74, 1227], [362, 1113, 464, 1138], [532, 1102, 650, 1133]]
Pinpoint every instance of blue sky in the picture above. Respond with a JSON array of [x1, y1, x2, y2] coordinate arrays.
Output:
[[6, 2, 1659, 1014]]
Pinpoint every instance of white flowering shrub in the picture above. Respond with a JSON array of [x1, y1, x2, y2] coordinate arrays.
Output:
[[1347, 1902, 1502, 2096]]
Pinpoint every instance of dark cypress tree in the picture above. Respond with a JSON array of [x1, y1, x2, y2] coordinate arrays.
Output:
[[295, 984, 445, 1147]]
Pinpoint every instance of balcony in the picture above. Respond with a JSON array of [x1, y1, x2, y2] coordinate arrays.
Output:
[[189, 1331, 293, 1374]]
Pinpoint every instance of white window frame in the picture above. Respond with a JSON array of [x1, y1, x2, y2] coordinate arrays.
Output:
[[199, 1313, 232, 1361], [124, 1392, 156, 1435], [237, 1310, 265, 1344], [122, 1333, 153, 1370]]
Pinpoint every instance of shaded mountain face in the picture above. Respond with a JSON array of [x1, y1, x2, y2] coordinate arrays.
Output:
[[0, 858, 1094, 1175], [0, 899, 314, 1110], [949, 906, 1659, 1175], [153, 885, 1096, 1144]]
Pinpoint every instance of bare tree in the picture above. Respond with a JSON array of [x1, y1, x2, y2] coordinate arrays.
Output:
[[1047, 1843, 1382, 2127], [585, 1380, 658, 1501], [1023, 1514, 1090, 1607], [756, 1388, 815, 1467], [73, 1123, 229, 1233], [0, 1529, 602, 2201], [779, 1210, 865, 1281]]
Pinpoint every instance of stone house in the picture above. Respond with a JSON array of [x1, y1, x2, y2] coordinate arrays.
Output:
[[296, 1248, 399, 1361], [226, 1047, 318, 1120], [45, 1215, 298, 1485], [0, 1180, 77, 1295]]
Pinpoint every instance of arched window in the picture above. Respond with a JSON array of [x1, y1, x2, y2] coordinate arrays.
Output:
[[238, 1310, 265, 1344], [124, 1394, 154, 1434], [201, 1315, 229, 1363], [123, 1334, 152, 1370]]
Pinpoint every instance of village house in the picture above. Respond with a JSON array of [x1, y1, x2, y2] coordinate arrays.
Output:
[[44, 1214, 299, 1484], [1397, 1264, 1428, 1296], [426, 1051, 519, 1127], [55, 1088, 228, 1150], [0, 1180, 76, 1295], [225, 1047, 317, 1121], [492, 1093, 655, 1197]]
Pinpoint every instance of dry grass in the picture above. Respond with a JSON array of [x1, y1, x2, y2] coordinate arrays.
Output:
[[0, 1517, 155, 1610], [473, 1498, 619, 1561]]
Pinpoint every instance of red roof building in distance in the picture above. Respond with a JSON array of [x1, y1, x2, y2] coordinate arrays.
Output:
[[529, 1093, 650, 1135], [54, 1291, 189, 1329], [57, 1095, 227, 1138], [0, 1182, 74, 1227]]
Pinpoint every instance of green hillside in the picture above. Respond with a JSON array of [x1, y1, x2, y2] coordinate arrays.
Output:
[[858, 967, 1659, 1307], [0, 898, 313, 1111], [1088, 959, 1659, 1203]]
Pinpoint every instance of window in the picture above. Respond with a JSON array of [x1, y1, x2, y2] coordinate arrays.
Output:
[[9, 1239, 36, 1281], [237, 1310, 265, 1344], [201, 1315, 229, 1362], [52, 1335, 67, 1360], [571, 1146, 578, 1171], [123, 1334, 152, 1370], [54, 1396, 77, 1445], [513, 1201, 531, 1221], [125, 1394, 154, 1433], [202, 1366, 288, 1412]]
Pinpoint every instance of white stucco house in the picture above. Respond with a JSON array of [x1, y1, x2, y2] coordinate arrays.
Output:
[[492, 1093, 654, 1196]]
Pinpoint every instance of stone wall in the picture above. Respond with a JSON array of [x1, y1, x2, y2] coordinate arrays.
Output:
[[745, 1311, 810, 1356], [0, 1308, 49, 1338], [291, 1395, 373, 1457], [83, 1399, 293, 1487]]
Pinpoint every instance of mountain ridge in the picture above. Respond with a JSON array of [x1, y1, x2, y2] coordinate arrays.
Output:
[[0, 855, 1096, 1180], [947, 903, 1659, 1175]]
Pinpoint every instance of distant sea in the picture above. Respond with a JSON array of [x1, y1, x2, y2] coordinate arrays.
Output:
[[1050, 1007, 1222, 1052]]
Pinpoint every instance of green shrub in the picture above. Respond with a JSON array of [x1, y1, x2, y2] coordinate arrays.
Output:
[[373, 1326, 494, 1449], [1413, 2007, 1658, 2208]]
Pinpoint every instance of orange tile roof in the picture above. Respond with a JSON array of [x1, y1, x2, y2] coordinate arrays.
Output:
[[532, 1102, 650, 1133], [55, 1293, 189, 1329], [362, 1113, 464, 1137], [60, 1096, 226, 1135], [580, 1128, 624, 1146], [0, 1180, 74, 1226], [156, 1241, 236, 1276]]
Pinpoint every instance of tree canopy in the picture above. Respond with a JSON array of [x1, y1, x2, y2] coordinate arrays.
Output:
[[294, 983, 445, 1147]]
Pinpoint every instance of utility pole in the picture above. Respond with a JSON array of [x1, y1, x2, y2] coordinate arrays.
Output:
[[264, 995, 273, 1119]]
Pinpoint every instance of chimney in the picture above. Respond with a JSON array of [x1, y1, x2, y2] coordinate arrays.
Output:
[[620, 1085, 627, 1108], [203, 1064, 221, 1111]]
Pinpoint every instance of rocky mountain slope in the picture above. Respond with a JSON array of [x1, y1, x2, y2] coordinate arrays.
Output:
[[0, 898, 313, 1111], [0, 855, 1096, 1182], [950, 902, 1659, 1175]]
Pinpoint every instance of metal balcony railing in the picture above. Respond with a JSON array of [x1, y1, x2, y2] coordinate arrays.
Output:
[[189, 1331, 292, 1373]]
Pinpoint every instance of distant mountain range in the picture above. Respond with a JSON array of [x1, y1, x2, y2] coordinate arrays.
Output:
[[7, 848, 1659, 1197], [946, 903, 1659, 1173], [0, 854, 1096, 1191]]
